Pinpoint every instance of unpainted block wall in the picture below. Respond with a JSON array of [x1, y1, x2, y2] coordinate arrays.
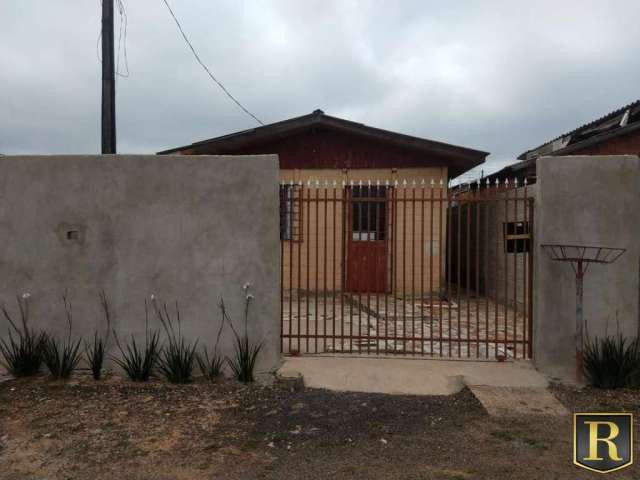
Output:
[[534, 155, 640, 381], [0, 155, 281, 374]]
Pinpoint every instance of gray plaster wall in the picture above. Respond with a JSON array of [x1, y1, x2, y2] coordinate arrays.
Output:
[[0, 155, 281, 375], [534, 155, 640, 381]]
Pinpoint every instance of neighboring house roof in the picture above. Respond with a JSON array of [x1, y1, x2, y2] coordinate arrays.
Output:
[[158, 109, 488, 178], [518, 99, 640, 160]]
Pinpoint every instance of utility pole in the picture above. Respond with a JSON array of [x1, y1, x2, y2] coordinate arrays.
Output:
[[101, 0, 116, 154]]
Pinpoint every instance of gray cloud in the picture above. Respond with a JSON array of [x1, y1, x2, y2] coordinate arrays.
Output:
[[1, 0, 639, 176]]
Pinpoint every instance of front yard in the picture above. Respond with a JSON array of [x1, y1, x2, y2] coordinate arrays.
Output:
[[0, 374, 638, 479]]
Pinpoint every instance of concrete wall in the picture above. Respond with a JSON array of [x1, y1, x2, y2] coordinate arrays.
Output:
[[0, 155, 281, 375], [280, 167, 448, 295], [534, 155, 640, 380]]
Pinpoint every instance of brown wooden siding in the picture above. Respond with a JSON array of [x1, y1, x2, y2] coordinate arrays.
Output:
[[212, 128, 459, 170]]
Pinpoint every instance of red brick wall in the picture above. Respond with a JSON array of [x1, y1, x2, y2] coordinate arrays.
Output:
[[568, 129, 640, 156]]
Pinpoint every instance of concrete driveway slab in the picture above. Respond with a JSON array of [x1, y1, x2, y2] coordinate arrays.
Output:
[[278, 356, 550, 396]]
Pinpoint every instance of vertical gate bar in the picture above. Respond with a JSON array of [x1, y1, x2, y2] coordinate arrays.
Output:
[[503, 182, 509, 358], [438, 182, 443, 356], [341, 184, 347, 353], [280, 185, 285, 353], [522, 182, 528, 358], [357, 187, 363, 353], [314, 185, 320, 353], [348, 186, 354, 353], [494, 181, 499, 359], [411, 184, 416, 354], [366, 185, 372, 354], [466, 195, 471, 357], [427, 182, 433, 355], [473, 187, 480, 358], [297, 184, 303, 353], [421, 183, 427, 355], [374, 184, 381, 354], [323, 186, 328, 353], [456, 196, 462, 357], [484, 187, 490, 358], [527, 197, 534, 358], [288, 186, 294, 354], [385, 185, 392, 353], [305, 185, 311, 353], [402, 183, 407, 353], [447, 190, 452, 357], [392, 185, 398, 352], [332, 185, 337, 354], [513, 183, 519, 358]]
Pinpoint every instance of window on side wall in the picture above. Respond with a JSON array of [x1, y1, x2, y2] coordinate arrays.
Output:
[[280, 184, 302, 242]]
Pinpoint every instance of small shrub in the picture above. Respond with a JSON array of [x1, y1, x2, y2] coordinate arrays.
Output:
[[154, 299, 198, 384], [198, 300, 228, 381], [85, 291, 111, 380], [197, 347, 225, 381], [112, 300, 160, 381], [0, 294, 47, 377], [583, 334, 640, 389], [42, 295, 83, 379], [223, 285, 264, 383]]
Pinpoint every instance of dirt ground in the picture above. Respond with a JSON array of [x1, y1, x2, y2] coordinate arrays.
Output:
[[1, 373, 639, 479]]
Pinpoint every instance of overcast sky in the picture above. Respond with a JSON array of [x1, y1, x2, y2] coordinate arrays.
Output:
[[1, 1, 639, 177]]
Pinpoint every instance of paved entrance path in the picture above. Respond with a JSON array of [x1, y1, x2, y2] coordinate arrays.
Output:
[[279, 355, 549, 396], [279, 356, 568, 416], [468, 385, 568, 416]]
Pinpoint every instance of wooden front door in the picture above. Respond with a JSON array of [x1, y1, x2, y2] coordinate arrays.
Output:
[[346, 185, 389, 293]]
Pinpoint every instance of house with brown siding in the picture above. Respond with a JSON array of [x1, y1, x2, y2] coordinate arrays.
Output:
[[484, 99, 640, 184], [159, 110, 488, 298]]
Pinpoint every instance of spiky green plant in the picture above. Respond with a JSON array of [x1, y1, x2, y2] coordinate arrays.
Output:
[[223, 286, 263, 383], [0, 294, 47, 377], [112, 300, 160, 382], [583, 334, 640, 389], [154, 299, 198, 384], [85, 291, 111, 380], [42, 295, 83, 379], [197, 347, 225, 381], [197, 300, 227, 381]]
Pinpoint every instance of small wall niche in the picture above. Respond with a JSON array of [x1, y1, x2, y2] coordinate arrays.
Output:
[[56, 223, 87, 246]]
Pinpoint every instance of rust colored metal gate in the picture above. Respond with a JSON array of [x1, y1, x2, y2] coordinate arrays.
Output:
[[280, 178, 533, 360]]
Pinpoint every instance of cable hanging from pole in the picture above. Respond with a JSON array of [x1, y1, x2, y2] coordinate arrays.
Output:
[[160, 0, 264, 126]]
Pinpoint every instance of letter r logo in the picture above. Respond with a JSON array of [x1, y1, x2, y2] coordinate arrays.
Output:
[[574, 413, 633, 473]]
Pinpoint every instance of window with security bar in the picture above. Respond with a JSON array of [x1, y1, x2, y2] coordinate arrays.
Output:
[[279, 185, 302, 241], [503, 221, 530, 253], [351, 185, 387, 241]]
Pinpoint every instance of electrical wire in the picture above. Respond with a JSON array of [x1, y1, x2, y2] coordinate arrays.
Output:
[[160, 0, 264, 125], [115, 0, 130, 78]]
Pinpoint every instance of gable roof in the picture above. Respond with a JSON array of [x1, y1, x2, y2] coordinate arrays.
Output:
[[518, 99, 640, 160], [158, 109, 488, 178]]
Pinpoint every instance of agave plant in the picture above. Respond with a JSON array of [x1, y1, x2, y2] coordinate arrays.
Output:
[[85, 291, 111, 380], [583, 333, 640, 389], [42, 295, 83, 379], [0, 294, 47, 377], [154, 299, 198, 384], [223, 284, 263, 383], [112, 300, 160, 382]]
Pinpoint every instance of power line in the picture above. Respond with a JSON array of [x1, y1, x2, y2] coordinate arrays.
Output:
[[97, 0, 129, 78], [160, 0, 264, 126], [115, 0, 130, 78]]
